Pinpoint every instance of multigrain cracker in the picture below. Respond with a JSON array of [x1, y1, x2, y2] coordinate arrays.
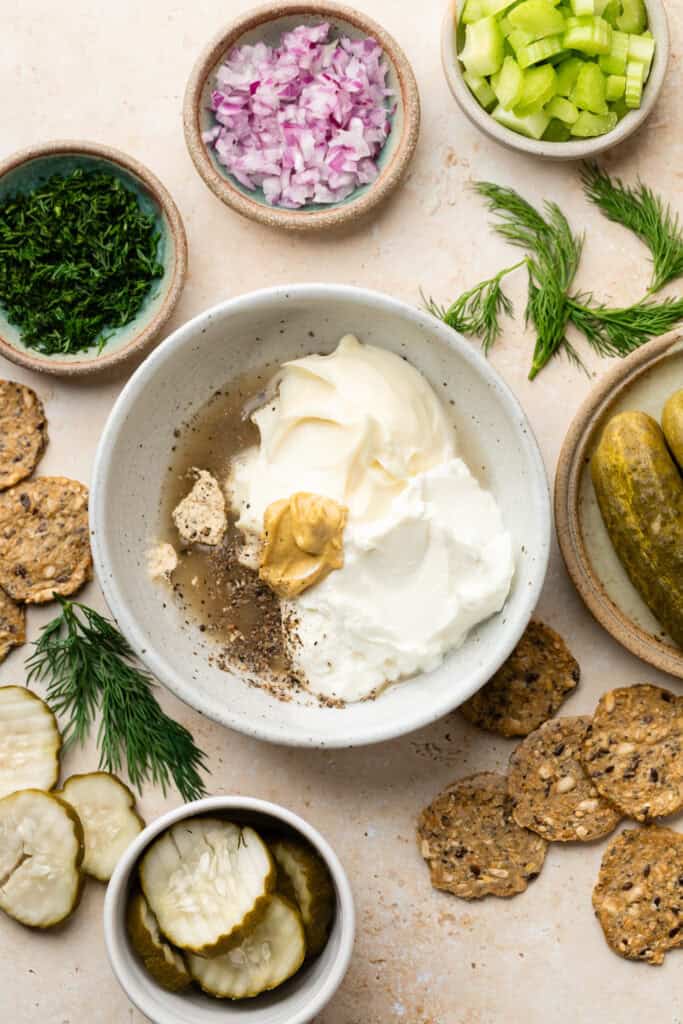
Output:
[[0, 381, 47, 490], [417, 772, 547, 900], [0, 477, 91, 604], [508, 716, 621, 842], [460, 620, 580, 737], [0, 586, 25, 662], [582, 685, 683, 823], [593, 827, 683, 965]]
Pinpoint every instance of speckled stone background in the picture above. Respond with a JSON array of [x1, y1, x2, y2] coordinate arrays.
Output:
[[2, 2, 683, 1022]]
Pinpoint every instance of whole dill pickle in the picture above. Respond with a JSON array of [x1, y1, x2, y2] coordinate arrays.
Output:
[[662, 389, 683, 472], [591, 410, 683, 648]]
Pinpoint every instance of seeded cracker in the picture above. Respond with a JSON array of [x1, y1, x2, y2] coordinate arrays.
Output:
[[593, 827, 683, 965], [0, 586, 25, 662], [0, 381, 47, 490], [508, 716, 621, 842], [0, 477, 92, 604], [460, 620, 580, 737], [417, 772, 547, 900], [582, 685, 683, 822]]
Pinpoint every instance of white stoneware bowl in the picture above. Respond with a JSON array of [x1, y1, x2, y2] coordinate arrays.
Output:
[[91, 284, 550, 747], [104, 795, 355, 1024], [441, 0, 670, 160]]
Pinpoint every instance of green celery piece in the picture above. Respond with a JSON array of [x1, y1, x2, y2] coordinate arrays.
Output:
[[571, 109, 617, 135], [570, 0, 594, 13], [605, 73, 625, 100], [543, 117, 572, 140], [610, 95, 630, 119], [598, 29, 629, 73], [593, 0, 611, 12], [461, 0, 491, 24], [507, 27, 534, 53], [514, 63, 558, 114], [460, 16, 505, 75], [563, 14, 612, 54], [555, 55, 584, 94], [464, 70, 498, 109], [492, 102, 551, 138], [508, 0, 566, 40], [624, 58, 645, 106], [601, 0, 620, 24], [571, 61, 608, 112], [628, 32, 655, 77], [488, 0, 521, 13], [617, 0, 647, 33], [545, 94, 580, 123], [491, 56, 525, 108], [518, 35, 565, 67]]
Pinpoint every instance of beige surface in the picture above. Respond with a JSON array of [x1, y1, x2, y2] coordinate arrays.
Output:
[[1, 1, 682, 1021]]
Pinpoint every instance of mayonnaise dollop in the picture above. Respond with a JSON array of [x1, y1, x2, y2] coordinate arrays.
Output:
[[229, 335, 514, 701]]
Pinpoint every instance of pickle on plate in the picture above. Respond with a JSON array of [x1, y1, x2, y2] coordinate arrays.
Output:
[[591, 410, 683, 647], [127, 891, 191, 992], [139, 818, 275, 956], [0, 686, 61, 799], [271, 838, 334, 956], [0, 789, 84, 928], [59, 772, 144, 882], [662, 389, 683, 471], [186, 894, 306, 1000]]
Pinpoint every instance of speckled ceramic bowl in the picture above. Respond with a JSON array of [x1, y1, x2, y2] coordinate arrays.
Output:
[[91, 284, 550, 748], [183, 1, 420, 231], [104, 795, 355, 1024], [0, 141, 187, 376], [441, 0, 670, 160]]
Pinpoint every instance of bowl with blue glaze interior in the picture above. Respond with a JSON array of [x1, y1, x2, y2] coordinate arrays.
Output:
[[0, 141, 187, 377]]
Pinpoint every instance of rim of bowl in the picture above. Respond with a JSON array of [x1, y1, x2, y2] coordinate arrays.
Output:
[[91, 283, 551, 749], [440, 0, 670, 160], [103, 795, 356, 1024], [182, 0, 421, 231], [0, 140, 188, 377]]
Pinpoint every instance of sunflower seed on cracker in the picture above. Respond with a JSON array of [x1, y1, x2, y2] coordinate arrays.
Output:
[[460, 620, 580, 738], [0, 381, 47, 490], [582, 685, 683, 823], [593, 826, 683, 965], [0, 477, 92, 604], [0, 586, 25, 662], [417, 772, 547, 900], [508, 716, 621, 842]]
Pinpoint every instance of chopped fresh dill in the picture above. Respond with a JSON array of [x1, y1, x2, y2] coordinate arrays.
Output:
[[421, 260, 523, 354]]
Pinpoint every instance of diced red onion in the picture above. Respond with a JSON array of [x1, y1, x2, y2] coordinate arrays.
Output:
[[202, 23, 393, 209]]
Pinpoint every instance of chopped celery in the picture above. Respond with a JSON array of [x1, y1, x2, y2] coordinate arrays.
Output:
[[491, 56, 525, 108], [543, 118, 572, 140], [488, 0, 522, 13], [563, 15, 612, 55], [460, 16, 505, 76], [601, 0, 620, 25], [464, 70, 498, 110], [571, 61, 608, 112], [624, 58, 645, 107], [610, 96, 630, 120], [515, 64, 558, 114], [570, 109, 618, 135], [605, 73, 625, 100], [598, 30, 629, 73], [570, 0, 594, 13], [461, 0, 491, 24], [617, 0, 647, 34], [492, 103, 551, 138], [555, 56, 584, 94], [545, 95, 580, 123], [499, 15, 514, 35], [628, 33, 655, 76], [518, 35, 566, 67], [593, 0, 611, 12], [508, 0, 566, 40], [507, 28, 534, 53]]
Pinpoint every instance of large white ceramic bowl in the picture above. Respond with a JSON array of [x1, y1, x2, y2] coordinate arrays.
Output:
[[92, 284, 550, 747], [104, 796, 355, 1024]]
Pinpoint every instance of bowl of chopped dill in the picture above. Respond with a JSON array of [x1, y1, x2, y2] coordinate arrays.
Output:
[[0, 141, 187, 376]]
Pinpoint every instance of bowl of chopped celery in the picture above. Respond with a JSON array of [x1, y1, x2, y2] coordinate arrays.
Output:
[[441, 0, 669, 158]]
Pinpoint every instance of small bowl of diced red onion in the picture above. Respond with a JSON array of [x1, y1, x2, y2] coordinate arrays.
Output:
[[441, 0, 669, 159], [183, 1, 420, 230]]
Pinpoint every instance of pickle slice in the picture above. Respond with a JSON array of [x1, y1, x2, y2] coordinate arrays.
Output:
[[0, 789, 84, 928], [187, 894, 305, 1000], [271, 838, 334, 956], [59, 772, 144, 882], [139, 818, 275, 956], [127, 891, 191, 992], [0, 686, 61, 799]]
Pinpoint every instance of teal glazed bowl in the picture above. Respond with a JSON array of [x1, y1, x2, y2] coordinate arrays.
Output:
[[183, 1, 421, 232], [0, 141, 187, 377]]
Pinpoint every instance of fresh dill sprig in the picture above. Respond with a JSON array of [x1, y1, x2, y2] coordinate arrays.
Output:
[[567, 294, 683, 358], [421, 260, 523, 354], [581, 163, 683, 293], [26, 599, 208, 803]]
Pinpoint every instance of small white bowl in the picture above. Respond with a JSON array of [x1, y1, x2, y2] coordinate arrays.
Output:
[[91, 284, 550, 748], [104, 796, 355, 1024], [441, 0, 670, 160]]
